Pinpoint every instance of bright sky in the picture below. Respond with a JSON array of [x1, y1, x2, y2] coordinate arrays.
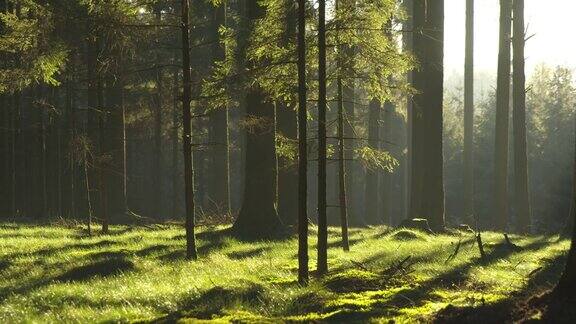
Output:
[[444, 0, 576, 77]]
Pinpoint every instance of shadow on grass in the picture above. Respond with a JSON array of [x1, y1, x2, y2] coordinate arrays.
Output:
[[227, 247, 270, 260], [151, 282, 266, 323], [56, 257, 135, 282]]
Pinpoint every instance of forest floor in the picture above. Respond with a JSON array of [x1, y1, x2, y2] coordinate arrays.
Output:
[[0, 223, 569, 323]]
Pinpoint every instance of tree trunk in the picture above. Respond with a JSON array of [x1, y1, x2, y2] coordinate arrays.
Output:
[[403, 0, 413, 222], [208, 2, 231, 216], [494, 0, 512, 231], [297, 0, 309, 285], [337, 78, 350, 251], [153, 7, 163, 220], [172, 70, 180, 219], [316, 0, 328, 275], [409, 0, 445, 231], [232, 0, 286, 239], [553, 115, 576, 298], [365, 99, 380, 224], [381, 100, 393, 225], [512, 0, 531, 232], [181, 0, 198, 260], [98, 79, 109, 233], [464, 0, 475, 225]]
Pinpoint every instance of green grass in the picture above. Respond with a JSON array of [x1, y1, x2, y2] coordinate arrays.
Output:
[[0, 223, 569, 323]]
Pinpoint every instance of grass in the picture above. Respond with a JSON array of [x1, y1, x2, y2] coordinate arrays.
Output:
[[0, 223, 569, 323]]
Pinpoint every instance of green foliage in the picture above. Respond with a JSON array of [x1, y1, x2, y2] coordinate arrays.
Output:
[[0, 225, 568, 322], [355, 145, 399, 172], [0, 6, 67, 93]]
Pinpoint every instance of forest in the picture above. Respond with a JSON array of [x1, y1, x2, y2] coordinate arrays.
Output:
[[0, 0, 576, 322]]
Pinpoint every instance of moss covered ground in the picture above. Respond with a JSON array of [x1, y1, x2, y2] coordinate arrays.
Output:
[[0, 223, 569, 323]]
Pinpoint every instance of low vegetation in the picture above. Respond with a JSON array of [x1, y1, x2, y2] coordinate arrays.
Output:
[[0, 224, 568, 323]]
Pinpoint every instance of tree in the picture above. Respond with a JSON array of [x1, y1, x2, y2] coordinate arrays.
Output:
[[181, 0, 198, 260], [463, 0, 474, 225], [365, 99, 380, 224], [409, 0, 445, 231], [209, 0, 231, 216], [553, 115, 576, 299], [494, 0, 512, 231], [232, 0, 286, 239], [296, 0, 308, 285], [153, 5, 163, 219], [316, 0, 328, 275], [512, 0, 531, 232]]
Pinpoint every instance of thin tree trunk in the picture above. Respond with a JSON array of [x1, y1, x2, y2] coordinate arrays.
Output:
[[316, 0, 328, 276], [464, 0, 475, 225], [403, 0, 413, 222], [84, 159, 92, 236], [209, 1, 231, 217], [512, 0, 531, 232], [98, 79, 109, 233], [153, 7, 163, 219], [172, 70, 180, 219], [494, 0, 512, 231], [181, 0, 198, 260], [297, 0, 308, 285], [337, 78, 350, 251], [365, 99, 380, 224], [381, 100, 393, 225]]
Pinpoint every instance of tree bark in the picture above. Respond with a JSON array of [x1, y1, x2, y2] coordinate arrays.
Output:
[[232, 0, 286, 239], [172, 70, 180, 219], [464, 0, 475, 225], [337, 78, 350, 251], [365, 99, 380, 224], [153, 7, 163, 220], [494, 0, 512, 231], [316, 0, 328, 275], [553, 114, 576, 298], [209, 1, 231, 216], [512, 0, 531, 232], [297, 0, 308, 285], [409, 0, 445, 231], [181, 0, 198, 260]]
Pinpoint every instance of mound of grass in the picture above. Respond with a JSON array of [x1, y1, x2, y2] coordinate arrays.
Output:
[[324, 269, 382, 292], [391, 229, 427, 241]]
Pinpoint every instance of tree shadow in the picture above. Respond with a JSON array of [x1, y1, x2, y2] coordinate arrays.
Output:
[[55, 257, 135, 282], [226, 247, 270, 260]]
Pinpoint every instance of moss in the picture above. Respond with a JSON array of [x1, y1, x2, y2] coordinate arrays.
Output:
[[324, 269, 382, 293]]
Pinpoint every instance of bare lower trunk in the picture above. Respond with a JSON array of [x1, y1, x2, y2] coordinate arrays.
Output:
[[464, 0, 475, 225], [337, 78, 350, 251], [182, 0, 198, 260], [512, 0, 531, 232], [494, 0, 512, 231], [297, 0, 309, 285]]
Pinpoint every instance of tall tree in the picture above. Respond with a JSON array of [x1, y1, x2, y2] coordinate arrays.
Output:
[[409, 0, 445, 231], [512, 0, 531, 232], [365, 99, 380, 224], [553, 116, 576, 299], [181, 0, 197, 260], [316, 0, 328, 275], [463, 0, 474, 224], [209, 0, 231, 216], [232, 0, 286, 239], [494, 0, 512, 231], [277, 0, 298, 225], [153, 5, 163, 219], [297, 0, 308, 285]]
